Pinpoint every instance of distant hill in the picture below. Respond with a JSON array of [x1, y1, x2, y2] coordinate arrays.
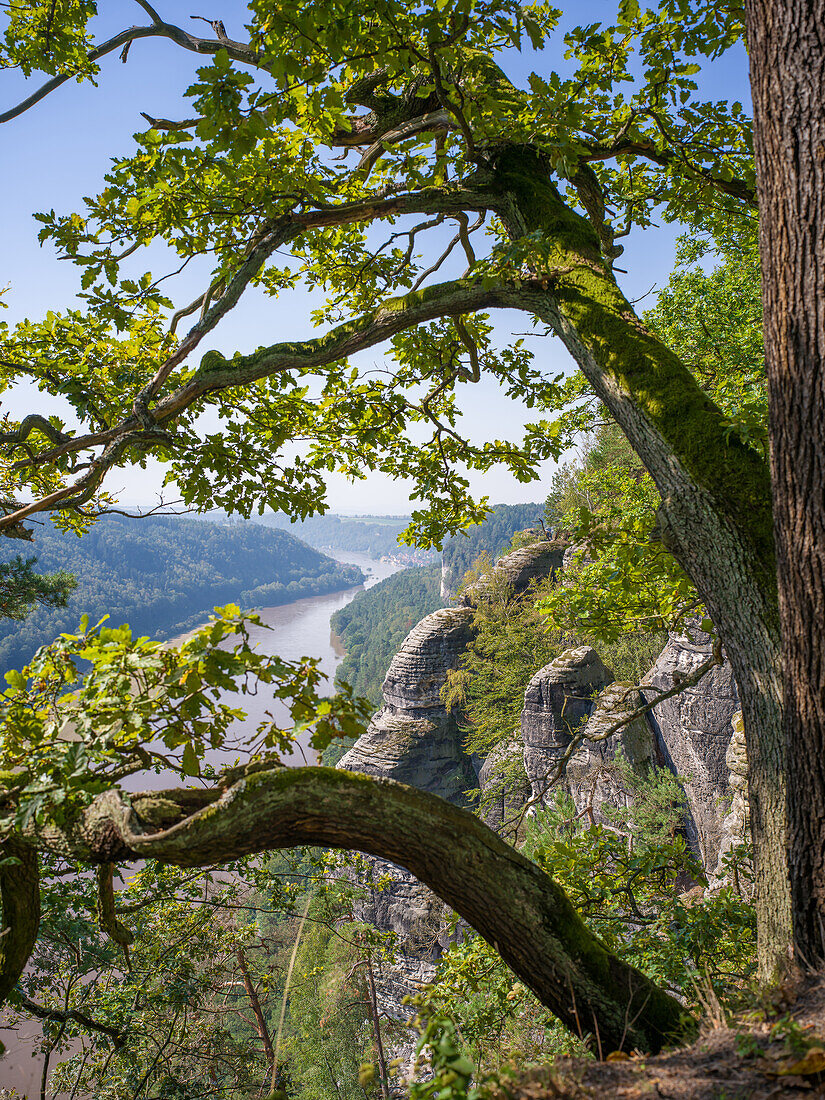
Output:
[[331, 564, 444, 708], [441, 502, 544, 598], [258, 513, 436, 562], [0, 515, 363, 674]]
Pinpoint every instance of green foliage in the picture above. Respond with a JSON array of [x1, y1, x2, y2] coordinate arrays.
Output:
[[12, 841, 400, 1099], [523, 775, 756, 1009], [24, 853, 331, 1099], [0, 514, 362, 673], [22, 858, 275, 1098], [0, 606, 371, 831], [286, 915, 397, 1099], [0, 0, 764, 553], [0, 555, 75, 621], [412, 939, 585, 1079], [0, 0, 97, 78], [444, 572, 563, 760], [0, 1, 776, 1086], [541, 424, 700, 642], [540, 232, 767, 648], [419, 771, 755, 1076], [408, 1007, 483, 1100], [644, 236, 767, 453], [332, 564, 444, 707], [445, 552, 664, 765]]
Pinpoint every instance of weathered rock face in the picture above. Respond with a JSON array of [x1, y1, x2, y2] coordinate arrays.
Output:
[[457, 541, 565, 608], [565, 682, 656, 823], [339, 606, 477, 803], [521, 646, 611, 808], [337, 604, 479, 1055], [713, 712, 751, 884], [478, 739, 531, 832], [641, 627, 739, 868]]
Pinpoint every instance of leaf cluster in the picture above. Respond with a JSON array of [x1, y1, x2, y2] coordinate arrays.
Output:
[[0, 604, 371, 831]]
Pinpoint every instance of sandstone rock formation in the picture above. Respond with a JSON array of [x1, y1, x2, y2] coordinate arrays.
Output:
[[336, 545, 748, 1087], [337, 604, 480, 1063], [713, 712, 750, 884], [457, 540, 565, 608], [521, 646, 611, 808], [566, 682, 657, 824], [338, 606, 477, 803], [641, 626, 739, 868]]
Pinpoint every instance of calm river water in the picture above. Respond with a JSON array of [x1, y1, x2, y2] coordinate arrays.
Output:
[[156, 549, 401, 776], [0, 550, 402, 1094]]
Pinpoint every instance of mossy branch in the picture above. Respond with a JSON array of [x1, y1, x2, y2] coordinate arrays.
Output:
[[26, 767, 693, 1054]]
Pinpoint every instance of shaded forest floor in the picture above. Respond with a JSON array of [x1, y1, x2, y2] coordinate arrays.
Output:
[[490, 975, 825, 1099]]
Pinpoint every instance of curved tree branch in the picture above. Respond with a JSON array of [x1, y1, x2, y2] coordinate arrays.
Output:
[[0, 414, 70, 448], [150, 276, 529, 420], [582, 138, 757, 206], [27, 767, 692, 1054], [0, 19, 259, 126], [17, 996, 125, 1047], [0, 266, 515, 536]]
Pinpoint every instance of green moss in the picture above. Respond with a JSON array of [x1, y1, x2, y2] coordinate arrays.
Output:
[[491, 145, 776, 588], [198, 349, 228, 373]]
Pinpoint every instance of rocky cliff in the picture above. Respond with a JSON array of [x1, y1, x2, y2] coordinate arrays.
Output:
[[336, 542, 747, 1083], [566, 681, 658, 823], [456, 541, 565, 607], [520, 646, 611, 808], [338, 606, 477, 803], [337, 543, 563, 1072], [642, 626, 739, 868]]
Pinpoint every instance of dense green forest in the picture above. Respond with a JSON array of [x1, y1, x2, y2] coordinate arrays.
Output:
[[441, 503, 544, 597], [331, 564, 444, 707], [0, 515, 362, 674]]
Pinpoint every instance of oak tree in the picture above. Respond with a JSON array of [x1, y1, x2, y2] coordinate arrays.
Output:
[[0, 0, 822, 1050]]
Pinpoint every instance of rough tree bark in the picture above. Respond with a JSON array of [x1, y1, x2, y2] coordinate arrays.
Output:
[[0, 837, 40, 1004], [24, 767, 694, 1055], [490, 145, 789, 979], [235, 945, 276, 1078], [747, 0, 825, 969]]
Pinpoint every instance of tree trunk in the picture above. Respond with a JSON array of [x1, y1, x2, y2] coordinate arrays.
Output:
[[363, 957, 390, 1100], [0, 836, 39, 1003], [235, 945, 276, 1077], [746, 0, 825, 971], [491, 145, 791, 978], [39, 768, 694, 1055]]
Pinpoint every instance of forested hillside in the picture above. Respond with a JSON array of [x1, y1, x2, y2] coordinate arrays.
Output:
[[441, 503, 544, 597], [331, 564, 443, 707], [0, 516, 362, 673]]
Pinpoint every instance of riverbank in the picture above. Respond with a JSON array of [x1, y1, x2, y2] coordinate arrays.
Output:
[[145, 550, 402, 779], [0, 552, 403, 1096]]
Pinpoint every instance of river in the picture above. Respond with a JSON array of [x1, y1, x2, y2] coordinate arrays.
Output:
[[0, 550, 402, 1095], [154, 549, 401, 777]]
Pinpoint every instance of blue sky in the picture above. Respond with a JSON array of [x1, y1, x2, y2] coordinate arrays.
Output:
[[0, 1, 752, 515]]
